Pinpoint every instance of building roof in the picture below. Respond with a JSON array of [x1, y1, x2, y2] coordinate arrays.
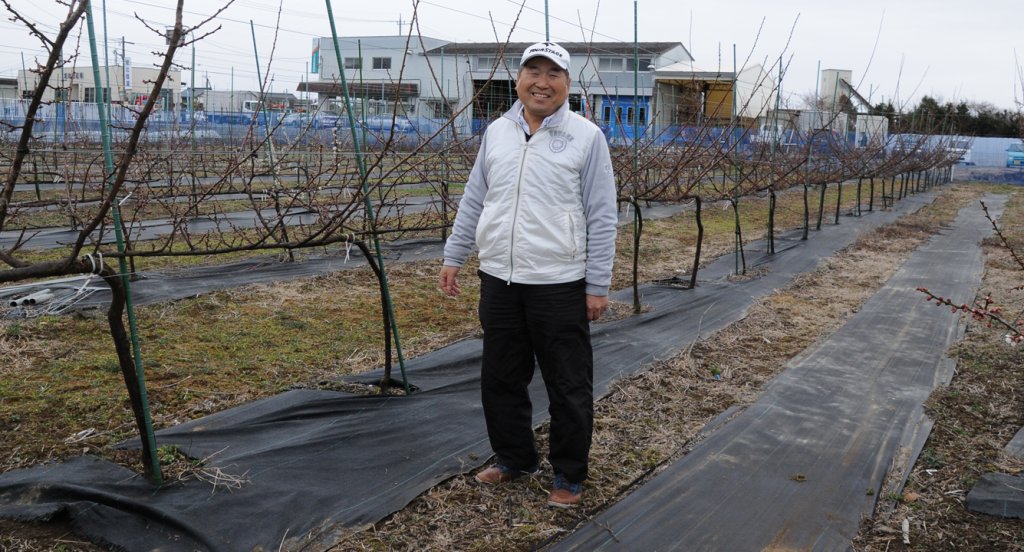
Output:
[[263, 92, 297, 101], [839, 78, 874, 110], [424, 41, 686, 59], [653, 60, 735, 81]]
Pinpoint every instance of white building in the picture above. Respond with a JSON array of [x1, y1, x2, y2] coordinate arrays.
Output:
[[302, 35, 449, 120], [854, 115, 889, 147], [17, 65, 181, 109], [301, 36, 694, 138]]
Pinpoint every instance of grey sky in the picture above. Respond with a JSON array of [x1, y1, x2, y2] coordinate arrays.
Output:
[[2, 0, 1021, 111]]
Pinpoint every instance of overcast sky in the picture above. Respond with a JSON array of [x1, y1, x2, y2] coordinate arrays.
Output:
[[2, 0, 1021, 111]]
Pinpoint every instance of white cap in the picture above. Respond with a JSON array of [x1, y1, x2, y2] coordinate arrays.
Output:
[[520, 42, 570, 72]]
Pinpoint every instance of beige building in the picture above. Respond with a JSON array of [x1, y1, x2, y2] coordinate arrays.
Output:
[[17, 65, 181, 109], [0, 77, 18, 100]]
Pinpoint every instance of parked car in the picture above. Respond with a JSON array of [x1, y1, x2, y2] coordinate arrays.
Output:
[[1007, 142, 1024, 168], [280, 113, 342, 129], [949, 138, 973, 165], [361, 115, 415, 133]]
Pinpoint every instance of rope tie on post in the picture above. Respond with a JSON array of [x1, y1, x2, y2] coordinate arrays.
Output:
[[344, 233, 355, 263], [86, 252, 105, 275]]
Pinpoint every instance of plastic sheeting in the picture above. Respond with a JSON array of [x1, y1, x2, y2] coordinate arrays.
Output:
[[0, 192, 941, 550], [552, 196, 1005, 551]]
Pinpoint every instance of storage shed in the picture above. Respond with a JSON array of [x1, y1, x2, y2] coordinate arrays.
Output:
[[651, 61, 776, 126]]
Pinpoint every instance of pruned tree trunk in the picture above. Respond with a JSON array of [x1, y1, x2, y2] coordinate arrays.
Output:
[[352, 240, 402, 393], [869, 177, 875, 212], [100, 266, 160, 481], [816, 182, 827, 230], [689, 196, 703, 289], [625, 197, 643, 314], [856, 177, 863, 217], [802, 183, 810, 240], [834, 181, 842, 224]]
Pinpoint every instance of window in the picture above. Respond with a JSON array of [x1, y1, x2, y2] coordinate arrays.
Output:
[[424, 99, 454, 119], [372, 57, 391, 70], [84, 87, 110, 103], [638, 107, 647, 125], [53, 88, 70, 101], [602, 105, 611, 123], [22, 90, 33, 99], [626, 57, 653, 72], [158, 89, 173, 111], [598, 57, 623, 72], [476, 56, 511, 72], [626, 106, 634, 124], [344, 57, 362, 69], [477, 56, 495, 71], [568, 94, 582, 113], [366, 98, 415, 117], [615, 106, 622, 123]]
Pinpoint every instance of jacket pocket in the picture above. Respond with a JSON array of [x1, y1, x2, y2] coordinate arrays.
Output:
[[552, 208, 585, 262], [560, 209, 585, 261], [475, 205, 502, 260]]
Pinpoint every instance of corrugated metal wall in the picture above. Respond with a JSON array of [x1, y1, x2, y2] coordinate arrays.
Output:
[[967, 136, 1022, 167]]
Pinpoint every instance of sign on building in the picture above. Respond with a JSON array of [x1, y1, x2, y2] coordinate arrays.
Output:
[[123, 59, 132, 91], [311, 39, 320, 73]]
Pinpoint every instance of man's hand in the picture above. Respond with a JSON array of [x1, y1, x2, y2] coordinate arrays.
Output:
[[586, 294, 608, 321], [439, 265, 461, 297]]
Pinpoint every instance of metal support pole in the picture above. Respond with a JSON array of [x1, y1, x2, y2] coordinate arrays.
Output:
[[84, 0, 161, 484], [325, 0, 409, 393]]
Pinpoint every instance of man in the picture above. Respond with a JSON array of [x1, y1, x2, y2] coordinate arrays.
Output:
[[438, 42, 617, 508]]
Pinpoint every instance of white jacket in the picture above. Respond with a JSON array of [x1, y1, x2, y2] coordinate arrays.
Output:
[[443, 101, 618, 296]]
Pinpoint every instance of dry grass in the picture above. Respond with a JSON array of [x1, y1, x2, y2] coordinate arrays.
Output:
[[324, 185, 989, 551]]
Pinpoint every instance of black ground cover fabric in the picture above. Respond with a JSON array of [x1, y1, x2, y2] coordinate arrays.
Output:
[[0, 192, 942, 550], [966, 473, 1024, 519], [552, 196, 1005, 551]]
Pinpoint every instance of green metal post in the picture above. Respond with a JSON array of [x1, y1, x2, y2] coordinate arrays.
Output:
[[190, 40, 196, 151], [84, 0, 161, 483], [545, 0, 550, 41], [325, 0, 409, 393], [633, 0, 639, 169], [250, 21, 291, 261], [250, 21, 279, 176], [732, 44, 740, 274]]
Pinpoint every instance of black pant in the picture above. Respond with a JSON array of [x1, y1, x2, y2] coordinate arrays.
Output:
[[478, 270, 594, 483]]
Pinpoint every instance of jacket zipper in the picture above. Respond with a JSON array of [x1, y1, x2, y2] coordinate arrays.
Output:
[[508, 131, 531, 284]]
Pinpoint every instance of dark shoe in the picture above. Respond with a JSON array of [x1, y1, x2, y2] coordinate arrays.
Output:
[[547, 472, 583, 508], [474, 463, 537, 485]]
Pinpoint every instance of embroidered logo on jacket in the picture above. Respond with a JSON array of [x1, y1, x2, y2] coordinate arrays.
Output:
[[547, 130, 574, 153]]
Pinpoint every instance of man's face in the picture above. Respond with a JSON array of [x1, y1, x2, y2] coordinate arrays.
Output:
[[516, 57, 570, 121]]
